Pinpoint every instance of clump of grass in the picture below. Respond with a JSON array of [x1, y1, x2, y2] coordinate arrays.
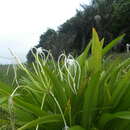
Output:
[[1, 29, 130, 130]]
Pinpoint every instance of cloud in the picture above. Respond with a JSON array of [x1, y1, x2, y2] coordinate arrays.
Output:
[[0, 0, 89, 64]]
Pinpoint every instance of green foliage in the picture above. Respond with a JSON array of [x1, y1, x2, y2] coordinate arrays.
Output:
[[0, 64, 14, 85], [0, 64, 26, 86], [1, 29, 130, 130], [27, 0, 130, 62]]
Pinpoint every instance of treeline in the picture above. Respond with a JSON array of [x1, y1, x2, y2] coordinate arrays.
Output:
[[27, 0, 130, 62]]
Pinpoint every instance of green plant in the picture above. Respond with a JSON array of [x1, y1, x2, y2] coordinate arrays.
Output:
[[1, 29, 130, 130], [0, 64, 14, 85]]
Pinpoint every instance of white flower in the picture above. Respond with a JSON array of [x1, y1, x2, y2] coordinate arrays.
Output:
[[66, 58, 75, 66], [37, 47, 42, 53]]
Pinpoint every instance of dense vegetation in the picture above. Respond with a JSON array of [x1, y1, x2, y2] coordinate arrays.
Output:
[[0, 64, 25, 86], [0, 65, 17, 86], [27, 0, 130, 62], [0, 0, 130, 129], [1, 29, 130, 129]]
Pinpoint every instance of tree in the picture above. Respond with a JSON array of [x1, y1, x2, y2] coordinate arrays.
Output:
[[27, 0, 130, 62]]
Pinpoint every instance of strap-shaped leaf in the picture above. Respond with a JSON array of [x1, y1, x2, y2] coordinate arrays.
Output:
[[98, 111, 130, 129], [14, 97, 48, 117], [82, 72, 100, 128], [102, 34, 125, 55], [17, 114, 62, 130], [89, 28, 102, 72], [69, 125, 85, 130]]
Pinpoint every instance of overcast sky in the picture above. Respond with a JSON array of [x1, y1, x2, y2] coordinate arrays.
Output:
[[0, 0, 89, 64]]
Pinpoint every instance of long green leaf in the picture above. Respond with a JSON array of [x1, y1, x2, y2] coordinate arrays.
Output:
[[102, 34, 125, 55], [111, 71, 130, 109], [69, 125, 85, 130], [98, 111, 130, 129], [0, 81, 13, 96], [17, 115, 62, 130], [14, 97, 47, 117], [82, 72, 100, 128], [77, 40, 92, 67], [89, 28, 102, 72]]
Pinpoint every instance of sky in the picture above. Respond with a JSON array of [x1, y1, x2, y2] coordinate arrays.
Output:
[[0, 0, 89, 64]]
